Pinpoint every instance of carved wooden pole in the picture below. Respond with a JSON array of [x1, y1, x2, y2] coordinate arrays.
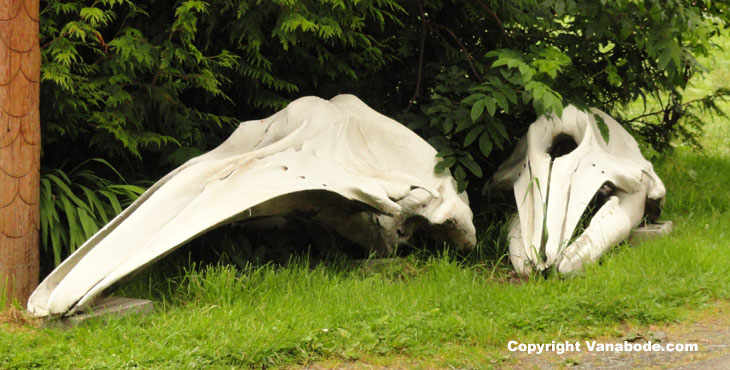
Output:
[[0, 0, 40, 307]]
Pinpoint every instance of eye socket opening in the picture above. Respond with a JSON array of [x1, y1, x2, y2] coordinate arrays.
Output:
[[549, 134, 578, 159]]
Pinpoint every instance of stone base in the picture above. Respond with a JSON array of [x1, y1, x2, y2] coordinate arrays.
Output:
[[43, 296, 153, 329], [629, 221, 673, 245]]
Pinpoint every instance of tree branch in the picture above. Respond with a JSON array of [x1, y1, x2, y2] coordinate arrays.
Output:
[[473, 0, 503, 29], [429, 22, 482, 81], [626, 91, 728, 123], [407, 0, 427, 112]]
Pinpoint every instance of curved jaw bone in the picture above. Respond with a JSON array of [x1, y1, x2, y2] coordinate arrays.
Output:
[[492, 105, 666, 275], [28, 95, 476, 317]]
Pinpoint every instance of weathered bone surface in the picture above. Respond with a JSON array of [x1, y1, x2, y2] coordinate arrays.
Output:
[[491, 105, 666, 274], [28, 95, 476, 317]]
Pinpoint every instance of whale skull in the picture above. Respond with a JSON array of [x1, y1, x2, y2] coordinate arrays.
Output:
[[491, 105, 666, 274], [28, 95, 476, 317]]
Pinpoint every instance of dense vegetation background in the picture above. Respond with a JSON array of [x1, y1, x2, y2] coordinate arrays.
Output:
[[39, 0, 729, 271]]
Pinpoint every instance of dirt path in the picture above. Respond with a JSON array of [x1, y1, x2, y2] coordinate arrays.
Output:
[[514, 302, 730, 369]]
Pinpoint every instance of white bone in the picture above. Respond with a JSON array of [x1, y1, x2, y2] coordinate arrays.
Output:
[[492, 105, 665, 274], [28, 95, 476, 317]]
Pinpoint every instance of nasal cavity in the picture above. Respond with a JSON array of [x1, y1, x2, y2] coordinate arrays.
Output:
[[548, 134, 578, 159]]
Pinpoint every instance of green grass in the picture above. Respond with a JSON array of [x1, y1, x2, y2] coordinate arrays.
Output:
[[3, 205, 730, 369], [2, 34, 730, 370]]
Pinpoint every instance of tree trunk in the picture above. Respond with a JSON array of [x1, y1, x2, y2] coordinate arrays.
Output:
[[0, 0, 40, 308]]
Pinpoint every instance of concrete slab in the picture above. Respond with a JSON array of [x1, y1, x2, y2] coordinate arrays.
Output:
[[629, 221, 673, 245], [43, 296, 153, 329]]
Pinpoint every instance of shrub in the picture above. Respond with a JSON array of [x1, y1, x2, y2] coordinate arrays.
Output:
[[37, 0, 729, 265]]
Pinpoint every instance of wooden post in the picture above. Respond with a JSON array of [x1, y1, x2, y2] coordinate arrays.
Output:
[[0, 0, 40, 308]]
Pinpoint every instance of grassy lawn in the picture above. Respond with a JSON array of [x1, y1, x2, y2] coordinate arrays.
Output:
[[2, 38, 729, 370]]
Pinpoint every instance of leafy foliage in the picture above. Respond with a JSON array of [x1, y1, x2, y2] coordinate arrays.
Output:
[[39, 159, 144, 267], [387, 0, 728, 191], [40, 0, 729, 185], [42, 0, 236, 161], [40, 0, 404, 174], [37, 0, 729, 266], [39, 0, 405, 266]]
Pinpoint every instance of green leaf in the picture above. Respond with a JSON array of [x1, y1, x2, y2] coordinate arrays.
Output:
[[454, 166, 468, 192], [46, 173, 92, 212], [484, 97, 497, 117], [427, 136, 450, 149], [100, 190, 123, 215], [50, 220, 62, 267], [40, 187, 54, 252], [45, 173, 74, 197], [459, 154, 483, 178], [658, 40, 682, 70], [455, 116, 472, 133], [442, 117, 454, 133], [79, 7, 108, 26], [493, 91, 509, 113], [464, 125, 485, 147], [479, 132, 493, 157], [518, 63, 535, 83], [434, 156, 457, 174], [78, 185, 98, 213], [658, 47, 672, 70], [109, 184, 145, 199], [89, 158, 128, 182], [491, 120, 509, 140], [551, 97, 564, 118], [501, 86, 518, 105], [461, 93, 485, 105], [471, 99, 485, 122], [436, 148, 455, 157], [594, 114, 611, 143], [60, 196, 81, 252], [77, 207, 100, 240]]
